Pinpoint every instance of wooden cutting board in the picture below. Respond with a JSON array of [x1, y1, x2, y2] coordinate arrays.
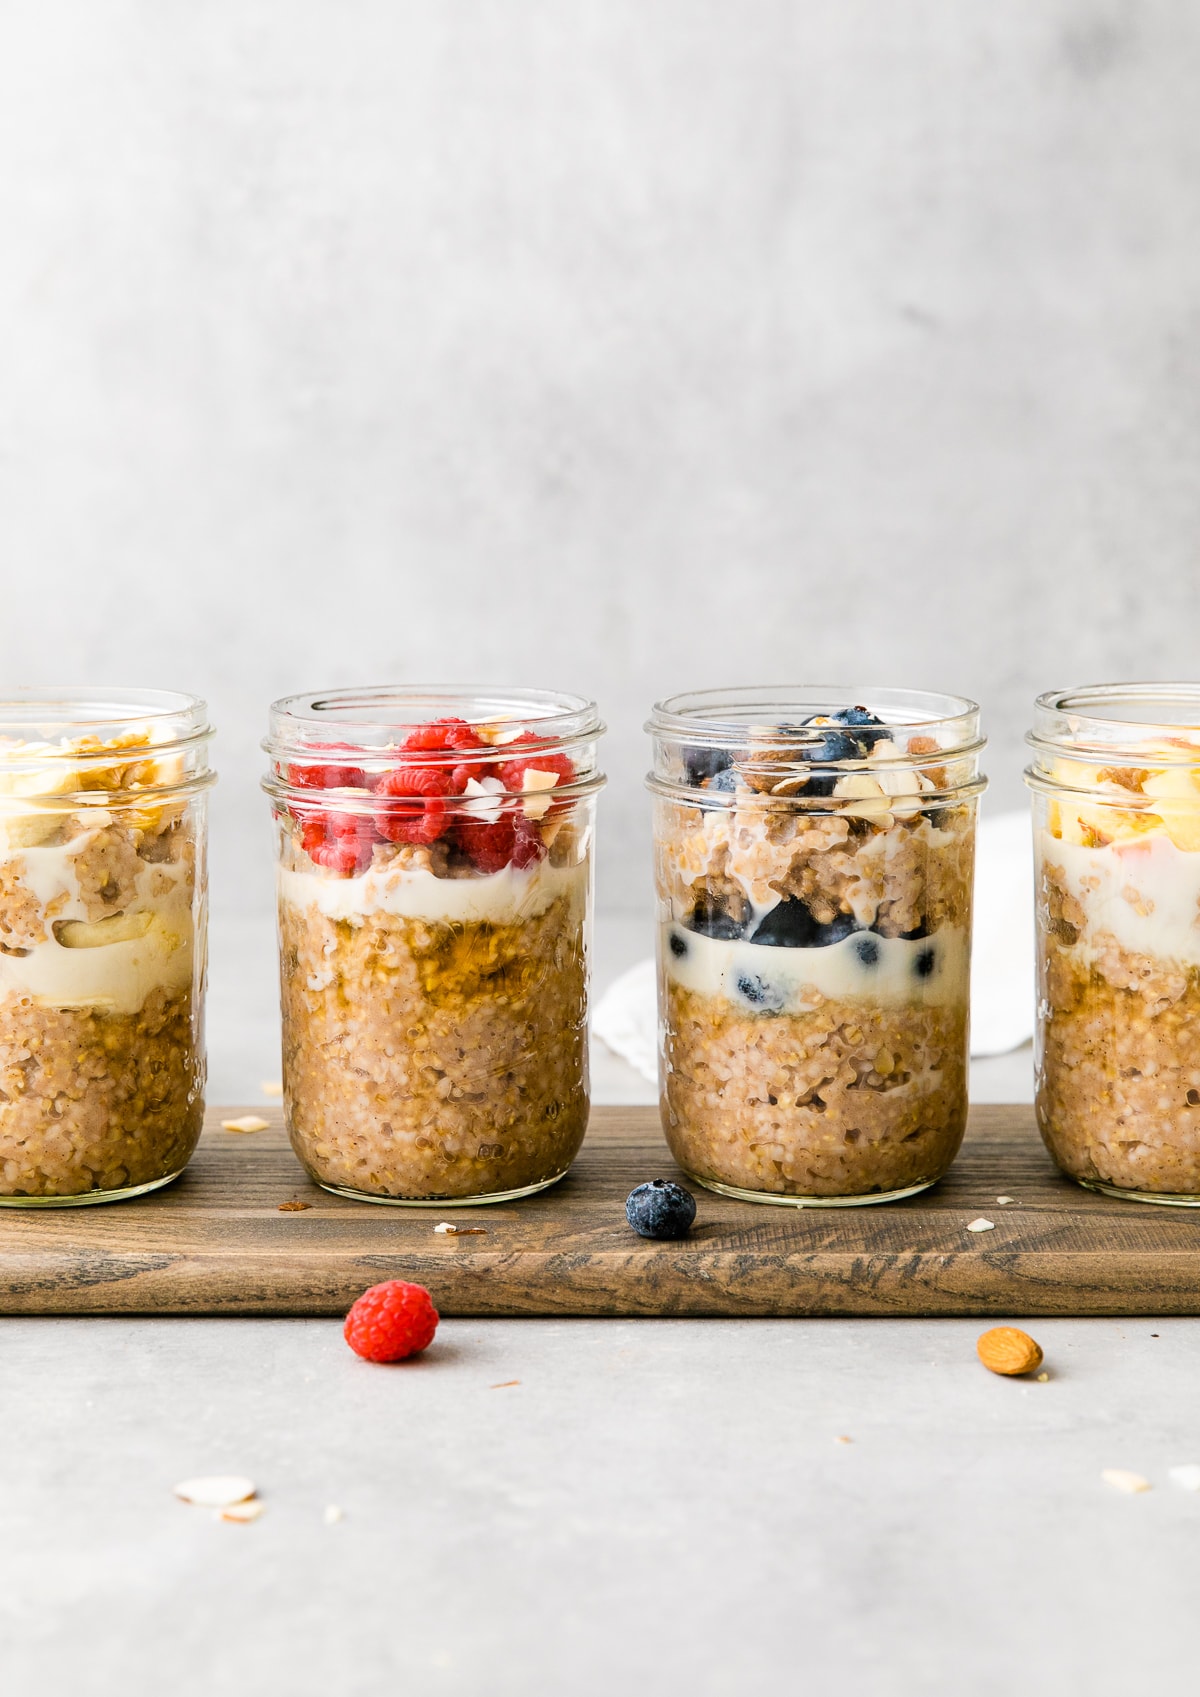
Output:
[[0, 1104, 1198, 1317]]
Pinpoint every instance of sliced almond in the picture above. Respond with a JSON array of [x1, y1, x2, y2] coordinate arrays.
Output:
[[1102, 1469, 1151, 1494], [976, 1327, 1043, 1377], [260, 1080, 283, 1097], [218, 1500, 265, 1523], [222, 1116, 269, 1135], [324, 1504, 344, 1524], [966, 1218, 995, 1233], [520, 768, 560, 820], [832, 773, 894, 825], [174, 1474, 256, 1508]]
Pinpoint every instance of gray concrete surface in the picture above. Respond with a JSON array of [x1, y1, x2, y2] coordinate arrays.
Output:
[[2, 1313, 1195, 1696], [3, 2, 1200, 921]]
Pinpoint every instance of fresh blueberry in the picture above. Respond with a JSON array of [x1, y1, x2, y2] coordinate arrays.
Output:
[[798, 715, 860, 766], [853, 934, 881, 967], [668, 929, 689, 959], [682, 745, 731, 787], [834, 705, 884, 727], [732, 972, 786, 1013], [750, 901, 859, 949], [897, 921, 929, 941], [625, 1179, 697, 1240], [686, 890, 750, 941], [914, 945, 938, 979], [706, 767, 739, 792], [831, 704, 888, 753]]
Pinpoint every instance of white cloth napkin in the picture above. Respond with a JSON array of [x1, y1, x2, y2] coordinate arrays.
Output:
[[593, 810, 1035, 1082]]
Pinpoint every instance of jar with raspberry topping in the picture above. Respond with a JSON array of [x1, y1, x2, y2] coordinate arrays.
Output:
[[264, 688, 605, 1203], [648, 687, 986, 1206], [0, 689, 215, 1204]]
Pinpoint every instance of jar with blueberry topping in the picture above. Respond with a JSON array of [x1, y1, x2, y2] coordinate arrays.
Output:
[[647, 688, 986, 1205]]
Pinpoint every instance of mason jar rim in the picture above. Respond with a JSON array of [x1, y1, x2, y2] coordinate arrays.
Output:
[[1030, 682, 1200, 743], [646, 685, 985, 807], [647, 685, 983, 750], [264, 684, 606, 806], [268, 685, 602, 754], [0, 688, 214, 774]]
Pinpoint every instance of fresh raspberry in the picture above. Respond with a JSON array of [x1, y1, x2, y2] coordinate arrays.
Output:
[[456, 813, 516, 873], [511, 813, 546, 868], [300, 810, 376, 876], [375, 765, 452, 844], [287, 742, 369, 791], [402, 718, 485, 757], [343, 1280, 439, 1363], [498, 733, 576, 794]]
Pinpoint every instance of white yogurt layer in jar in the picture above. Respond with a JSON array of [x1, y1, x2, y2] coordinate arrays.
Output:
[[660, 918, 969, 1015], [278, 855, 587, 929], [0, 837, 194, 1015], [1039, 830, 1200, 969]]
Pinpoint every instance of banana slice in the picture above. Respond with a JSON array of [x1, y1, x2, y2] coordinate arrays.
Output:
[[54, 911, 155, 949]]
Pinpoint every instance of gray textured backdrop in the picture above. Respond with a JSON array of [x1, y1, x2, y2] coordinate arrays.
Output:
[[3, 2, 1199, 919]]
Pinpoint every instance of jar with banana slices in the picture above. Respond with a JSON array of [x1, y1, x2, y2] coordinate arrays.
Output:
[[0, 692, 215, 1203]]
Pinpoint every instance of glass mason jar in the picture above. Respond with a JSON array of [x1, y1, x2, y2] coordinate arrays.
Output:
[[648, 687, 986, 1206], [1026, 683, 1200, 1204], [263, 687, 605, 1205], [0, 690, 214, 1205]]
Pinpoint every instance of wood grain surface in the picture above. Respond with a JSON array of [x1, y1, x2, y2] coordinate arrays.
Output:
[[1, 1104, 1198, 1317]]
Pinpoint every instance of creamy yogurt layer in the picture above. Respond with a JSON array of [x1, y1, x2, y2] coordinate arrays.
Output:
[[279, 856, 588, 927], [0, 842, 194, 1016], [1042, 830, 1200, 968], [661, 921, 969, 1014]]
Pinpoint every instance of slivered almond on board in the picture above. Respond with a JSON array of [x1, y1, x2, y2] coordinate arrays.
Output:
[[221, 1116, 269, 1134]]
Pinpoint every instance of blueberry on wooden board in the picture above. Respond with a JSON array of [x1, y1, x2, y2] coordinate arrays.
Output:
[[625, 1179, 697, 1240]]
